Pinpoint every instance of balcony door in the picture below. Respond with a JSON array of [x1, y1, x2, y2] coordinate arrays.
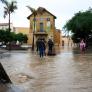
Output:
[[40, 23, 44, 32]]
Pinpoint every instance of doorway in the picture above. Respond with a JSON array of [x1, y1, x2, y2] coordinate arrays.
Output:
[[40, 23, 44, 32]]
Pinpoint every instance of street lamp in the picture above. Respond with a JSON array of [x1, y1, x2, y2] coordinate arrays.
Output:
[[26, 6, 37, 51], [32, 17, 36, 51]]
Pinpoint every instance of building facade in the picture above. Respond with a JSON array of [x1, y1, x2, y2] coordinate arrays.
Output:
[[13, 27, 31, 44], [55, 29, 61, 46], [62, 36, 73, 47], [0, 23, 14, 32], [27, 7, 61, 46]]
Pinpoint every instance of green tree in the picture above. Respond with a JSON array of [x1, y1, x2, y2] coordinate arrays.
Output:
[[16, 33, 24, 44], [0, 29, 11, 44], [0, 29, 5, 43], [10, 32, 17, 42], [0, 29, 27, 45], [3, 0, 17, 31], [64, 8, 92, 43], [23, 34, 28, 43], [3, 29, 12, 44]]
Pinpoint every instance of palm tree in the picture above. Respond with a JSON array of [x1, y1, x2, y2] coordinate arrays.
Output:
[[26, 6, 45, 51], [3, 0, 17, 50], [26, 6, 37, 51], [3, 0, 17, 32]]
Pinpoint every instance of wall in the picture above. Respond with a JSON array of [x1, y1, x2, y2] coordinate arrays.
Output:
[[14, 27, 32, 45], [54, 29, 61, 46], [29, 11, 56, 44]]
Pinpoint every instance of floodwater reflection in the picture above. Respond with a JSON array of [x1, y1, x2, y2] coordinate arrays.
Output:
[[0, 47, 92, 92]]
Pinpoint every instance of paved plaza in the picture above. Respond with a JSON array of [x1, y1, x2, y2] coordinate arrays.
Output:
[[0, 46, 92, 92]]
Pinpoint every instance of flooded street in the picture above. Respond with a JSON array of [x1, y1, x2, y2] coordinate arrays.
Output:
[[1, 47, 92, 92]]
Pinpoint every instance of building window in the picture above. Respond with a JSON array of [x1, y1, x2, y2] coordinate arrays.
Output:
[[47, 18, 50, 21]]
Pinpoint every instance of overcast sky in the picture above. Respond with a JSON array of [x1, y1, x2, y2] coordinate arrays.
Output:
[[0, 0, 92, 30]]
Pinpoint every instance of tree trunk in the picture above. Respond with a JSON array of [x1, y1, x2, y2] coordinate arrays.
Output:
[[9, 12, 11, 32], [8, 12, 11, 50], [31, 14, 36, 51]]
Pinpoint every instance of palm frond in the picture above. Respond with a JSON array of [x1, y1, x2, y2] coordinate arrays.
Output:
[[10, 1, 17, 13], [4, 0, 9, 7], [26, 6, 35, 13], [3, 10, 8, 18], [4, 6, 8, 11], [11, 1, 17, 9], [3, 6, 9, 18], [3, 1, 17, 13], [0, 0, 6, 3]]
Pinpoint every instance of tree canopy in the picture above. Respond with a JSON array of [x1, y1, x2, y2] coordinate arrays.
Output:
[[64, 8, 92, 43], [0, 29, 28, 45]]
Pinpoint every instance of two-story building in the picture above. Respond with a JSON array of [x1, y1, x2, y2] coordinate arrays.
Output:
[[27, 7, 61, 46]]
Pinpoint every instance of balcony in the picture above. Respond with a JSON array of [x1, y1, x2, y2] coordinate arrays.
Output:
[[34, 31, 48, 36]]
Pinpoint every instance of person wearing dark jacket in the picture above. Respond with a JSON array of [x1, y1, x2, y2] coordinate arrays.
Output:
[[38, 39, 46, 58], [48, 39, 54, 55]]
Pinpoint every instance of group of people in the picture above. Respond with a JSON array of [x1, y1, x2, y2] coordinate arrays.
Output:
[[36, 38, 54, 58], [36, 38, 86, 57]]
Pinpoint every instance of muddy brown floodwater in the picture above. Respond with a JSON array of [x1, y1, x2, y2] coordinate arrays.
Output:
[[1, 47, 92, 92]]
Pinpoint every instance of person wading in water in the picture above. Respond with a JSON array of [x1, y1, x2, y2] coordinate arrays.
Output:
[[79, 39, 86, 54]]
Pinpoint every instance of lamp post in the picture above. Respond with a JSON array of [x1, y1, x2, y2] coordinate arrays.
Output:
[[26, 6, 37, 51], [32, 14, 36, 51]]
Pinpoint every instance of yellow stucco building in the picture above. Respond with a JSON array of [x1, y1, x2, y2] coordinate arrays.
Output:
[[14, 27, 29, 34], [14, 27, 32, 44], [27, 7, 61, 46]]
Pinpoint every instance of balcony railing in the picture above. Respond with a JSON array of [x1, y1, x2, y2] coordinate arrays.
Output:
[[34, 30, 48, 35]]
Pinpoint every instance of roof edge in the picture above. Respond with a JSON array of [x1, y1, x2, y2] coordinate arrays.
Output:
[[27, 7, 56, 19]]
